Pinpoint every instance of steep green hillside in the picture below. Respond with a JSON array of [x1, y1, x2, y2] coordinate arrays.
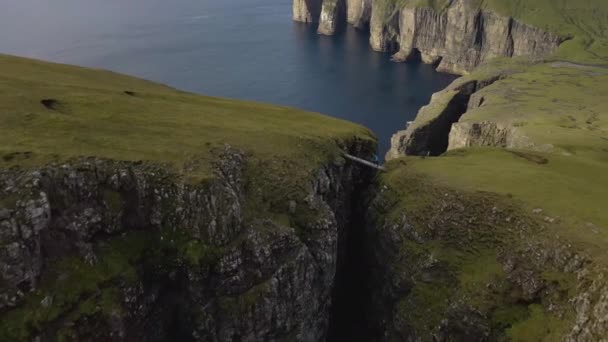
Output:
[[0, 54, 374, 181]]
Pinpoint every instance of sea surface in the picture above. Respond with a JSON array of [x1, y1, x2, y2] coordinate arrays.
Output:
[[0, 0, 456, 158]]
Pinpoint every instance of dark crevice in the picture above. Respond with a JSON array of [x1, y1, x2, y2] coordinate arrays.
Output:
[[473, 11, 485, 48], [305, 0, 322, 23], [406, 48, 423, 63], [326, 174, 374, 342], [427, 90, 473, 155], [406, 76, 502, 156]]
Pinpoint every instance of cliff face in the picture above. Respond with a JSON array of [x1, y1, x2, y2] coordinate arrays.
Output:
[[447, 121, 531, 151], [0, 143, 376, 341], [293, 0, 322, 23], [369, 0, 400, 52], [295, 0, 564, 74], [346, 0, 372, 28], [392, 1, 564, 74], [318, 0, 344, 35], [386, 74, 502, 159], [364, 172, 608, 341], [294, 0, 370, 35]]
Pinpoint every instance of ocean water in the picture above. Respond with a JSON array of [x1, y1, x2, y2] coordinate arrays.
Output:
[[0, 0, 456, 158]]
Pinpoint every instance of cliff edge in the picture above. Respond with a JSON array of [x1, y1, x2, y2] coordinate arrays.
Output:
[[294, 0, 571, 74], [0, 54, 378, 341]]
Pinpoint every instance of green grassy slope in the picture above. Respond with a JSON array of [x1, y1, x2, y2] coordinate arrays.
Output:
[[0, 54, 374, 180], [405, 148, 608, 257], [0, 54, 377, 341], [460, 59, 608, 160]]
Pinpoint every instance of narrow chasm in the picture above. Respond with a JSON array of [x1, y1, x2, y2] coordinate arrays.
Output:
[[422, 77, 501, 156], [426, 90, 472, 155], [326, 175, 374, 342]]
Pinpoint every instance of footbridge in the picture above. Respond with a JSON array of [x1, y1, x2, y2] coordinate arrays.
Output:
[[342, 153, 387, 172]]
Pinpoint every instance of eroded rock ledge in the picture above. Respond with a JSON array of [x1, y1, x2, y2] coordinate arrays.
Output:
[[386, 73, 510, 159], [294, 0, 564, 74]]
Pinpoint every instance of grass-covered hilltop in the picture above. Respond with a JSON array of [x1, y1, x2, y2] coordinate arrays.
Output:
[[297, 0, 608, 340], [0, 54, 374, 180], [382, 0, 608, 65]]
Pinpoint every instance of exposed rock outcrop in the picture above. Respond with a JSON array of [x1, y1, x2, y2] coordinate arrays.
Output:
[[447, 120, 531, 151], [294, 0, 370, 31], [293, 0, 323, 23], [295, 0, 565, 74], [346, 0, 372, 28], [0, 142, 376, 341], [391, 1, 564, 74], [369, 0, 400, 52], [318, 0, 344, 35], [386, 74, 501, 159]]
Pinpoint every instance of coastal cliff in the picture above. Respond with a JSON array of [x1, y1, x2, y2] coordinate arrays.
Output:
[[386, 72, 505, 159], [3, 0, 608, 338], [293, 0, 322, 23], [346, 0, 371, 28], [387, 59, 608, 159], [302, 0, 372, 35], [391, 0, 563, 74], [318, 0, 344, 35], [294, 0, 564, 73]]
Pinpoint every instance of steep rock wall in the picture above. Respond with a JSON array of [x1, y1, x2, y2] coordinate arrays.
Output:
[[293, 0, 323, 23], [0, 142, 376, 341], [386, 75, 501, 159], [392, 1, 564, 74], [296, 0, 564, 74], [346, 0, 372, 28], [447, 120, 532, 151], [318, 0, 345, 35], [369, 0, 400, 52], [294, 0, 371, 34]]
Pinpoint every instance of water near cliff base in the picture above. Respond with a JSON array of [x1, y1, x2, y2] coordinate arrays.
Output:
[[0, 0, 456, 158]]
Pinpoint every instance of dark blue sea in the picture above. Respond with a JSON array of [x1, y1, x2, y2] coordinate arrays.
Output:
[[0, 0, 456, 157]]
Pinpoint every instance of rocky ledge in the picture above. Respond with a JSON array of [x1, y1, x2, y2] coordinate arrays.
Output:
[[384, 70, 526, 159]]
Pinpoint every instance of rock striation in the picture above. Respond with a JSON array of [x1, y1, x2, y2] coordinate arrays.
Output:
[[0, 142, 376, 341]]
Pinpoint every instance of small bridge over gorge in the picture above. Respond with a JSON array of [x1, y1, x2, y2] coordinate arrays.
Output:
[[342, 153, 387, 172]]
